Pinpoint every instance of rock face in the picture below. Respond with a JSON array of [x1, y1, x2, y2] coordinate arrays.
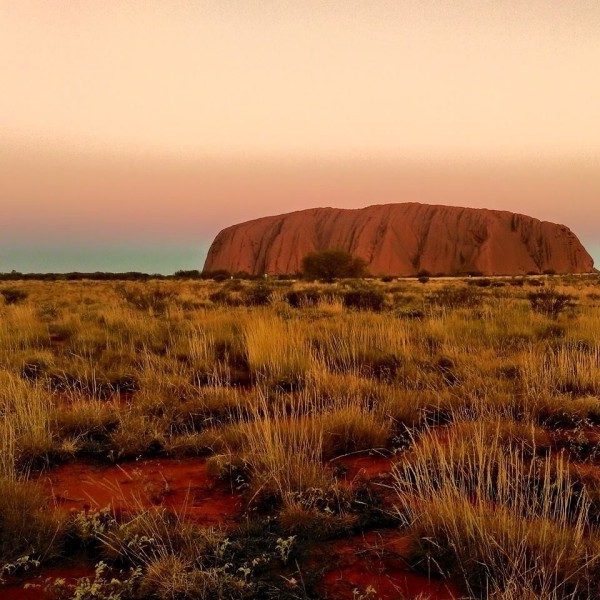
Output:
[[204, 203, 594, 276]]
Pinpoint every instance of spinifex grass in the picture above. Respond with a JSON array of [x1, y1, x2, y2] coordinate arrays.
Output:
[[393, 423, 600, 598]]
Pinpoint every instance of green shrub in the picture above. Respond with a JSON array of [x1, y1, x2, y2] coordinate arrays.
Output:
[[301, 249, 367, 281]]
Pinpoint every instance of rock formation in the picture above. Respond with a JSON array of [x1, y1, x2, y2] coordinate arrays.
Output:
[[204, 203, 594, 276]]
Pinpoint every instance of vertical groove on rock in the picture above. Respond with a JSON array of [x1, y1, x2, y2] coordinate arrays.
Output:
[[204, 203, 594, 276]]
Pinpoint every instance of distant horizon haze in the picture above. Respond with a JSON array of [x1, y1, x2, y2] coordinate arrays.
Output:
[[1, 150, 599, 273]]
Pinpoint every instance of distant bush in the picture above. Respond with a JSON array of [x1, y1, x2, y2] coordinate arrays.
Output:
[[118, 285, 177, 314], [428, 286, 481, 309], [343, 288, 385, 312], [528, 289, 576, 319], [241, 284, 274, 306], [301, 249, 367, 281], [202, 269, 231, 282], [173, 270, 202, 279], [0, 288, 28, 305], [208, 290, 241, 306], [418, 275, 430, 284], [0, 271, 158, 281], [528, 278, 545, 287], [468, 278, 492, 288]]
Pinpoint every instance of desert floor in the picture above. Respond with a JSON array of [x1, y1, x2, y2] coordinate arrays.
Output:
[[1, 274, 599, 599]]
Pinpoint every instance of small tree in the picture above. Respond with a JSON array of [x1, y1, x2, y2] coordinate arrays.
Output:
[[301, 249, 367, 281]]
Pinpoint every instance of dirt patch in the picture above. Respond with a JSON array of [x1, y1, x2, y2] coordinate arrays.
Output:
[[41, 458, 242, 525], [1, 562, 94, 600], [332, 454, 394, 482], [319, 530, 459, 600]]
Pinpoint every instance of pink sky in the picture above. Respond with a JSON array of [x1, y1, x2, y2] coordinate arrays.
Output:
[[1, 1, 599, 271]]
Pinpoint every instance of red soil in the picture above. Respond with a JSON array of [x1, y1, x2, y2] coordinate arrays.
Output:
[[1, 563, 95, 600], [41, 458, 242, 525], [333, 454, 394, 482], [320, 530, 460, 600]]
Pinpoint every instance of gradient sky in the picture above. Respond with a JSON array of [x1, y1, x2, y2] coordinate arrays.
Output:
[[1, 1, 599, 272]]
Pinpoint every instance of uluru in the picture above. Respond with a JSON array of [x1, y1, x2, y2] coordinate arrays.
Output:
[[204, 203, 594, 277]]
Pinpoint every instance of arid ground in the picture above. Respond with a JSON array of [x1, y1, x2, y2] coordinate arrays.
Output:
[[1, 274, 600, 599]]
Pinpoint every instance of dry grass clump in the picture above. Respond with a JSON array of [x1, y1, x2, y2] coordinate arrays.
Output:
[[216, 392, 331, 497], [394, 424, 600, 598], [320, 407, 391, 459], [244, 315, 314, 390], [522, 344, 600, 399], [0, 478, 65, 565], [0, 372, 54, 473]]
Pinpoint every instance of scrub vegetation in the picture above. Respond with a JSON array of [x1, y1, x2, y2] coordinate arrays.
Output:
[[1, 273, 599, 599]]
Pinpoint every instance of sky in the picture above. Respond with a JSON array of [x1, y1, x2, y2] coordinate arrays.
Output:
[[1, 1, 599, 273]]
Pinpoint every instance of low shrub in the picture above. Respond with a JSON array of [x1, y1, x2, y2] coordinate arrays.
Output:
[[343, 289, 385, 312], [469, 277, 492, 287], [118, 285, 177, 314], [0, 288, 28, 305], [20, 352, 55, 381], [201, 269, 231, 281], [241, 284, 274, 306], [528, 289, 576, 319], [427, 286, 481, 309], [285, 288, 324, 308], [208, 289, 241, 306], [357, 350, 402, 382]]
